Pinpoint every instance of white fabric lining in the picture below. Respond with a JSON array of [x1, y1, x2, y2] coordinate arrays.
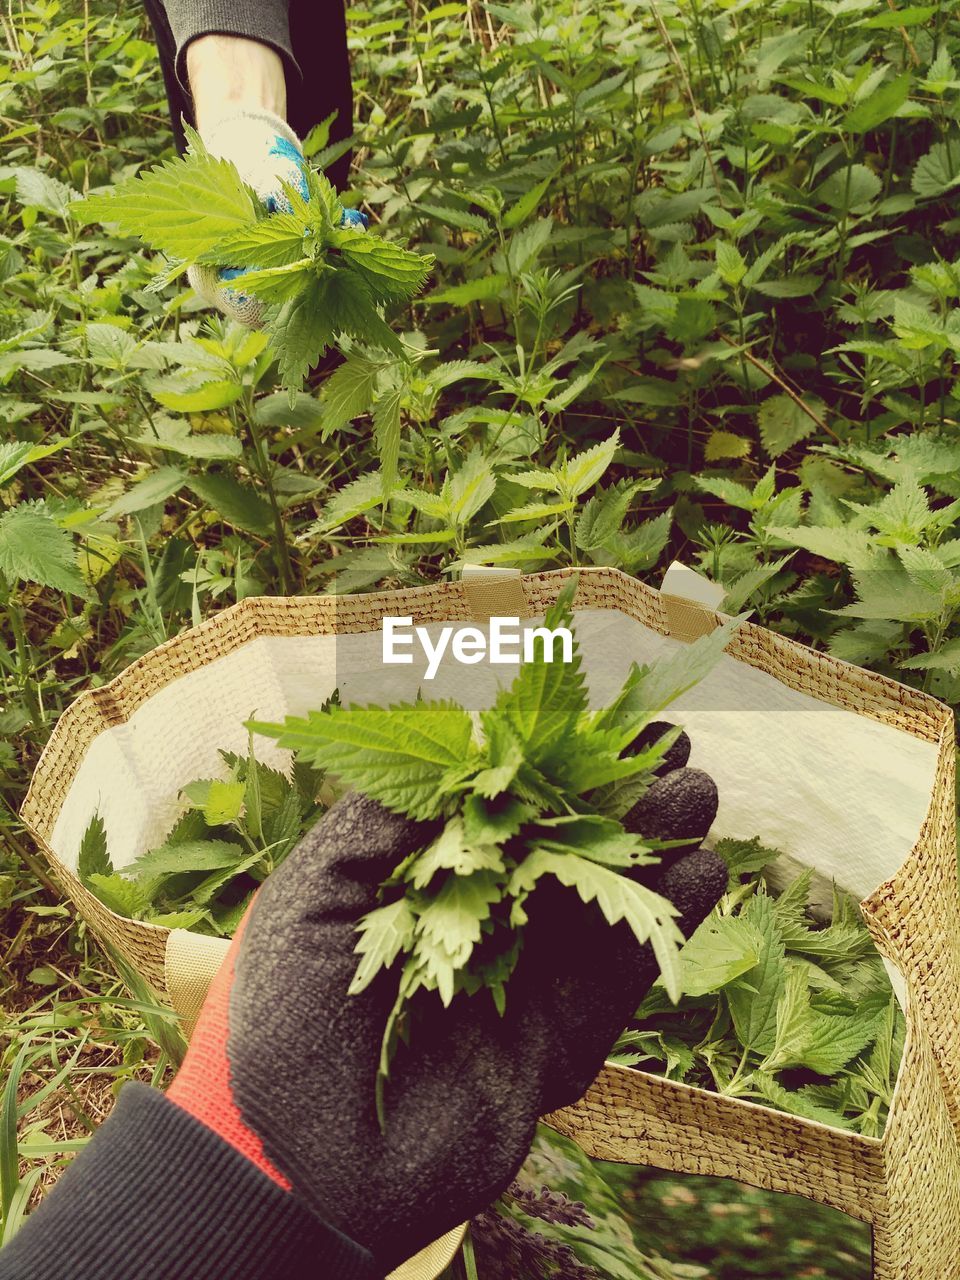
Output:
[[48, 610, 937, 932]]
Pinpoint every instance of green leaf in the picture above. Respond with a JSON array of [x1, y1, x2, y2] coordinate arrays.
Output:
[[575, 480, 646, 552], [757, 393, 822, 458], [181, 778, 247, 825], [104, 467, 186, 518], [84, 322, 138, 369], [335, 230, 434, 304], [268, 276, 335, 392], [127, 839, 245, 880], [815, 164, 882, 211], [507, 217, 553, 273], [133, 419, 242, 460], [78, 815, 112, 883], [720, 556, 793, 614], [248, 701, 476, 821], [705, 430, 751, 464], [75, 142, 258, 261], [0, 504, 88, 596], [221, 260, 314, 307], [407, 817, 505, 889], [0, 438, 68, 488], [901, 638, 960, 674], [491, 589, 586, 762], [768, 524, 878, 569], [349, 897, 417, 994], [148, 376, 243, 413], [307, 472, 386, 535], [426, 274, 509, 305], [415, 872, 503, 1003], [148, 909, 210, 930], [776, 990, 879, 1077], [373, 385, 403, 499], [494, 498, 577, 524], [727, 893, 787, 1055], [187, 473, 274, 537], [562, 429, 620, 498], [911, 142, 960, 198], [665, 296, 716, 345], [863, 4, 936, 25], [535, 815, 650, 868], [414, 202, 490, 234], [763, 963, 813, 1070], [471, 720, 525, 799], [714, 835, 781, 884], [751, 1072, 852, 1129], [621, 615, 740, 724], [842, 72, 910, 134], [715, 241, 747, 286], [197, 213, 307, 269], [679, 914, 765, 997], [502, 174, 554, 229], [319, 355, 381, 436], [448, 448, 496, 524], [462, 794, 534, 844], [86, 873, 150, 919], [15, 167, 76, 217]]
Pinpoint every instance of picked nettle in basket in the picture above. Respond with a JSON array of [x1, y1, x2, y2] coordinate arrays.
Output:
[[20, 564, 960, 1280]]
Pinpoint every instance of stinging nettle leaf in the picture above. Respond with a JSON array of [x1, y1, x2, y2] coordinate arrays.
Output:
[[75, 145, 259, 261], [78, 815, 112, 883], [247, 700, 476, 821]]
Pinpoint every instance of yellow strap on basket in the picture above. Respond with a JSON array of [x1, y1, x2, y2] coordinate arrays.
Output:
[[164, 928, 230, 1039], [461, 564, 530, 621], [659, 560, 725, 642], [387, 1224, 468, 1280]]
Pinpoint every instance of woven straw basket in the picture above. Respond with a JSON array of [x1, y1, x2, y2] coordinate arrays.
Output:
[[20, 564, 960, 1279]]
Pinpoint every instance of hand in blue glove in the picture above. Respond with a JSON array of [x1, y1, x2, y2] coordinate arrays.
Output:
[[187, 109, 368, 326]]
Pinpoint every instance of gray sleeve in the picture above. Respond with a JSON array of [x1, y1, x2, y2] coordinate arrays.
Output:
[[159, 1, 300, 86]]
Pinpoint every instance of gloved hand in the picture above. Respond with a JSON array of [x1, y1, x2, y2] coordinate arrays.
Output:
[[186, 108, 368, 326], [167, 786, 726, 1275]]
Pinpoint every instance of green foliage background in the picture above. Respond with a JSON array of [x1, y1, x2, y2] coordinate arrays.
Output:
[[2, 0, 958, 1271]]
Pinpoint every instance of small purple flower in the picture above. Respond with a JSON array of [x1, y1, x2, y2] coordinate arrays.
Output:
[[471, 1181, 601, 1280]]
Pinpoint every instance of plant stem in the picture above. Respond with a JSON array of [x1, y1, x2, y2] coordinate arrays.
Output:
[[241, 388, 295, 595]]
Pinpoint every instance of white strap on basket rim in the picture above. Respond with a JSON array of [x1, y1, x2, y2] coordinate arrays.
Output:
[[658, 560, 726, 642]]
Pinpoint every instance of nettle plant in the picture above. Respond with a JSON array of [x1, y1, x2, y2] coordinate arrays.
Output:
[[75, 128, 434, 394]]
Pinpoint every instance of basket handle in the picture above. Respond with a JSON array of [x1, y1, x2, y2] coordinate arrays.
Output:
[[659, 560, 726, 642], [164, 928, 230, 1038], [461, 564, 531, 620]]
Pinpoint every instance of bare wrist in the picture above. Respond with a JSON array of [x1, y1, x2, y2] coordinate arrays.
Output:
[[186, 34, 287, 138]]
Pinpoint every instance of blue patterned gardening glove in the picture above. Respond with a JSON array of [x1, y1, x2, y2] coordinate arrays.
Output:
[[187, 108, 368, 327]]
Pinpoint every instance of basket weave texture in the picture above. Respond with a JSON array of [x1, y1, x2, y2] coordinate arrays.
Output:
[[21, 567, 960, 1279]]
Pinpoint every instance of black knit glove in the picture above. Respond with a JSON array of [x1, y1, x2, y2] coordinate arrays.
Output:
[[170, 787, 726, 1273]]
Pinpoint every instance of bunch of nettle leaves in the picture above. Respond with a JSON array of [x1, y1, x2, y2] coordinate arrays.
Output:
[[248, 592, 736, 1054], [75, 128, 434, 392]]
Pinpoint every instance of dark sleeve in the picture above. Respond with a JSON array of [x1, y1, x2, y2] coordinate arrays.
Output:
[[158, 0, 299, 85], [0, 1083, 381, 1280]]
